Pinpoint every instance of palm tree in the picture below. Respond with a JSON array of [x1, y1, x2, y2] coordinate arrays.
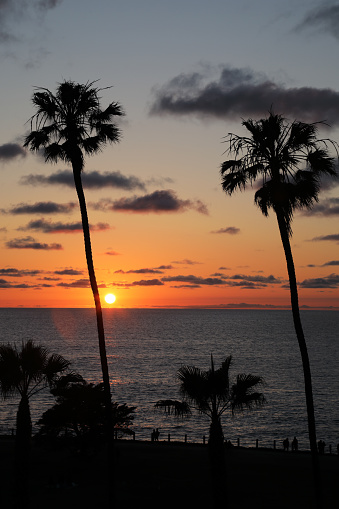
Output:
[[23, 81, 124, 440], [220, 111, 338, 509], [156, 355, 265, 508], [0, 340, 70, 507]]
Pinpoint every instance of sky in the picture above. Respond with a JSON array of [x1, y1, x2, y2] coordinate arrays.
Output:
[[1, 0, 339, 309]]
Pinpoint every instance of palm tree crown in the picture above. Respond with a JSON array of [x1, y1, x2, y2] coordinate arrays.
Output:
[[156, 355, 265, 425], [0, 340, 70, 401], [24, 80, 124, 170], [178, 355, 265, 419], [221, 112, 338, 235]]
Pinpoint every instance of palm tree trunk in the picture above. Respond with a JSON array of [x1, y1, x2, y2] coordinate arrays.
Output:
[[15, 395, 32, 508], [208, 414, 227, 508], [72, 167, 115, 506], [276, 210, 322, 509]]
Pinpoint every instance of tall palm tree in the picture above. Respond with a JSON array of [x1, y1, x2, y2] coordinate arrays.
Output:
[[23, 81, 124, 439], [0, 340, 70, 507], [220, 111, 338, 509], [156, 355, 265, 508]]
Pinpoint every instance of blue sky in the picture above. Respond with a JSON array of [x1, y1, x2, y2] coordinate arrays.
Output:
[[1, 0, 339, 308]]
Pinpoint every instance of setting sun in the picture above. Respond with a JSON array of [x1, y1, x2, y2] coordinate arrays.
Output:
[[104, 293, 116, 304]]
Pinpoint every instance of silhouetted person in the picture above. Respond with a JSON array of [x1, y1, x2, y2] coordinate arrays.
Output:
[[318, 440, 325, 454], [154, 428, 160, 441], [283, 437, 289, 451], [292, 436, 298, 452]]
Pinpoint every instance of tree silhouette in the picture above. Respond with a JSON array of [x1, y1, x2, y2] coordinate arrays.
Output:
[[156, 355, 265, 508], [24, 80, 124, 440], [0, 340, 69, 507], [220, 111, 338, 509], [37, 373, 136, 449]]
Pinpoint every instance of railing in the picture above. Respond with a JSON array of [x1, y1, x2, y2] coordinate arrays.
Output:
[[120, 431, 338, 455]]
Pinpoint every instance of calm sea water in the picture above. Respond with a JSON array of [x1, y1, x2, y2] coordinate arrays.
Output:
[[0, 308, 338, 451]]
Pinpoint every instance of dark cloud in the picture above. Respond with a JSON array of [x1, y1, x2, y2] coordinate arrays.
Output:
[[323, 260, 339, 266], [0, 143, 26, 160], [295, 4, 339, 40], [299, 273, 339, 289], [0, 268, 41, 277], [57, 279, 89, 288], [6, 236, 63, 250], [211, 226, 240, 235], [132, 279, 164, 286], [302, 198, 339, 217], [0, 279, 33, 289], [309, 234, 339, 243], [227, 274, 282, 285], [115, 268, 164, 274], [161, 272, 282, 289], [21, 170, 146, 191], [54, 269, 83, 276], [150, 65, 339, 125], [107, 190, 208, 214], [18, 218, 110, 234], [105, 250, 120, 256], [7, 201, 76, 214], [162, 275, 224, 286]]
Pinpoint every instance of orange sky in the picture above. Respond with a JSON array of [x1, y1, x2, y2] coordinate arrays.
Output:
[[1, 1, 339, 309]]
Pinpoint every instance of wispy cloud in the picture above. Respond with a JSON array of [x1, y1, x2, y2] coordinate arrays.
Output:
[[6, 236, 63, 250], [302, 197, 339, 217], [294, 3, 339, 40], [162, 275, 225, 286], [115, 267, 165, 274], [160, 272, 282, 290], [171, 259, 202, 265], [54, 269, 83, 276], [211, 226, 240, 235], [105, 190, 208, 214], [0, 279, 34, 289], [150, 65, 339, 125], [309, 233, 339, 243], [5, 201, 76, 214], [18, 219, 110, 234], [131, 279, 164, 286], [299, 273, 339, 289], [0, 268, 41, 277], [21, 169, 146, 190], [0, 0, 62, 38]]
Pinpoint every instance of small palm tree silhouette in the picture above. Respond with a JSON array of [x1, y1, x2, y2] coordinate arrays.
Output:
[[156, 355, 265, 508], [0, 340, 69, 507]]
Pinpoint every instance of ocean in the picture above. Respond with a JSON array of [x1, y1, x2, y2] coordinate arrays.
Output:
[[0, 308, 338, 451]]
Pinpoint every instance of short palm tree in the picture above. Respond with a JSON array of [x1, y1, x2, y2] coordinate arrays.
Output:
[[156, 355, 265, 508], [23, 81, 124, 436], [220, 111, 338, 509], [0, 340, 69, 506]]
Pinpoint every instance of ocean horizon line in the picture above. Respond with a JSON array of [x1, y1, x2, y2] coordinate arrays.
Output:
[[1, 304, 339, 311]]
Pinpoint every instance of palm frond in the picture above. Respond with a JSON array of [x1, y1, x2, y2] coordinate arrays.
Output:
[[154, 399, 191, 417], [231, 373, 266, 414]]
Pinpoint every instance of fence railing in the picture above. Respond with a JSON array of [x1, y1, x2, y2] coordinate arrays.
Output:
[[116, 430, 338, 455]]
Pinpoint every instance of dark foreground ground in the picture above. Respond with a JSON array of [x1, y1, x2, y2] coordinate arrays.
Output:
[[0, 436, 338, 508]]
